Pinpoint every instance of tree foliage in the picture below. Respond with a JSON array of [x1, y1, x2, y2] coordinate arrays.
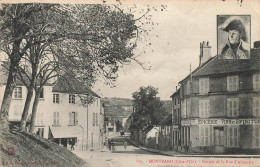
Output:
[[0, 3, 162, 132], [130, 86, 168, 132]]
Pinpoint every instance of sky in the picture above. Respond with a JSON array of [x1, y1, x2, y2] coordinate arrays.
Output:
[[0, 0, 259, 100], [93, 0, 260, 100]]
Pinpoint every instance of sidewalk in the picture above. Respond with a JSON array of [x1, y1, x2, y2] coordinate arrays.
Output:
[[127, 137, 260, 158], [126, 137, 185, 156]]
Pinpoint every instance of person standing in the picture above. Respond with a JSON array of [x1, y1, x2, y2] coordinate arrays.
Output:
[[124, 140, 127, 150]]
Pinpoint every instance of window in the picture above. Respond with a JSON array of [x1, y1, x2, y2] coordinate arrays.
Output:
[[53, 94, 59, 104], [53, 112, 60, 126], [13, 87, 22, 98], [199, 100, 210, 118], [39, 87, 44, 99], [227, 76, 238, 91], [253, 74, 260, 90], [253, 98, 260, 117], [69, 94, 75, 104], [199, 78, 209, 94], [200, 126, 209, 146], [254, 126, 260, 148], [228, 126, 239, 147], [37, 112, 44, 126], [69, 112, 78, 125], [227, 98, 239, 117]]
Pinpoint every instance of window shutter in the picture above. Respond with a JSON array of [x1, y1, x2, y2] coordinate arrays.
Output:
[[207, 101, 210, 118], [205, 79, 208, 93], [75, 112, 78, 125], [205, 127, 209, 146], [227, 100, 231, 117], [199, 101, 203, 118], [69, 112, 72, 125], [199, 80, 202, 93], [53, 112, 56, 125], [200, 127, 204, 146], [57, 112, 60, 125]]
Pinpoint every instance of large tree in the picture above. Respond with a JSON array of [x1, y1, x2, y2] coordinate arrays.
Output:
[[130, 86, 168, 132], [0, 3, 160, 132]]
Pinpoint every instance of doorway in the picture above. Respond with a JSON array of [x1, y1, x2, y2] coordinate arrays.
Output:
[[214, 127, 225, 153]]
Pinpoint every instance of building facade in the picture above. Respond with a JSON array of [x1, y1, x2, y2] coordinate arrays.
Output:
[[0, 75, 104, 151], [171, 88, 181, 150], [177, 41, 260, 154]]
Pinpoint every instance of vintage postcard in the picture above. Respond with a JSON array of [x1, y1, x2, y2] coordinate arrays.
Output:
[[0, 0, 260, 167]]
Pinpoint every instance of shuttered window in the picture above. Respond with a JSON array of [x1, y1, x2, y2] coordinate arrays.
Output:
[[200, 126, 209, 146], [227, 98, 239, 117], [227, 126, 239, 147], [199, 100, 210, 118], [199, 78, 209, 94], [53, 112, 60, 126], [69, 112, 78, 125], [253, 74, 260, 90], [227, 76, 238, 91], [253, 126, 260, 148], [253, 98, 260, 117]]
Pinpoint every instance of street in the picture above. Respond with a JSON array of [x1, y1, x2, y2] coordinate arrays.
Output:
[[73, 135, 172, 167]]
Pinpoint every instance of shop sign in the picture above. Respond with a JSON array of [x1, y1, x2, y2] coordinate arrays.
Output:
[[182, 118, 260, 125]]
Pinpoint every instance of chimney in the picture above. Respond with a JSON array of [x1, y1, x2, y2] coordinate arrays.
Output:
[[199, 41, 211, 66]]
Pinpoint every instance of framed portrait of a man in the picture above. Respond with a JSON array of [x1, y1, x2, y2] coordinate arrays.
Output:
[[217, 15, 251, 59]]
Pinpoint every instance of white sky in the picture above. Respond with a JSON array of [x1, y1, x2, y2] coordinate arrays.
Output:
[[94, 0, 260, 100]]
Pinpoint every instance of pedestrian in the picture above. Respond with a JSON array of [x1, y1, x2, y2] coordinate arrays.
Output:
[[124, 140, 127, 150], [71, 139, 76, 151]]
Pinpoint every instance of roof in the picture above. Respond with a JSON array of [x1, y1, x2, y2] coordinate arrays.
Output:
[[180, 49, 260, 83], [52, 76, 100, 98], [159, 114, 172, 125], [50, 126, 82, 138], [170, 88, 180, 98], [0, 71, 53, 86]]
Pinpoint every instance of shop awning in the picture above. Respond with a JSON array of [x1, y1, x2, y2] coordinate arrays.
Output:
[[50, 126, 82, 138]]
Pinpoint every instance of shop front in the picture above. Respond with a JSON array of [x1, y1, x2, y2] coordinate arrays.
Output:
[[183, 118, 260, 154]]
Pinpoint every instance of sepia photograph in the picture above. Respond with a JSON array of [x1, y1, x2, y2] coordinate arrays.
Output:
[[0, 0, 260, 167], [217, 15, 251, 59]]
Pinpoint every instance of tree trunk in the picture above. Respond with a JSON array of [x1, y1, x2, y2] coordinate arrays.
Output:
[[19, 87, 34, 131], [0, 59, 20, 132], [29, 90, 41, 133]]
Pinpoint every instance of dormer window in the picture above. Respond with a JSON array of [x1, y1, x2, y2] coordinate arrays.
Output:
[[227, 76, 238, 91], [199, 78, 209, 94]]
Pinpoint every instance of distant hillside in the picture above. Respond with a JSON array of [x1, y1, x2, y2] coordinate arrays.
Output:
[[101, 98, 133, 118], [101, 98, 172, 118]]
